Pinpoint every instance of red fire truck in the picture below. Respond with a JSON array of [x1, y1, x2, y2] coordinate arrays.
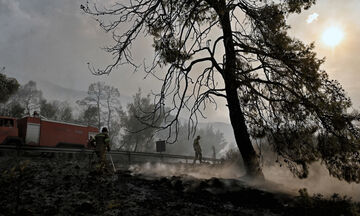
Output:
[[0, 116, 99, 148]]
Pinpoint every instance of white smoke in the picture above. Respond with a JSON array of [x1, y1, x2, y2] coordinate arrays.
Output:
[[128, 161, 360, 201], [128, 162, 245, 180], [264, 162, 360, 200]]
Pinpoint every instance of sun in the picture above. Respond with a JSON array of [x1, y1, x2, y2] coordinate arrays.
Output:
[[321, 26, 344, 47]]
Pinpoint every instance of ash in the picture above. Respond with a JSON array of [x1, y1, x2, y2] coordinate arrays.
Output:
[[0, 158, 358, 216]]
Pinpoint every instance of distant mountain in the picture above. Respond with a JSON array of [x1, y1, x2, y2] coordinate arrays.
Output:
[[36, 80, 132, 106], [37, 80, 87, 103]]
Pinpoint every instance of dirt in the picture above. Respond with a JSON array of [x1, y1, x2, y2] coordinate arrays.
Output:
[[0, 157, 359, 216]]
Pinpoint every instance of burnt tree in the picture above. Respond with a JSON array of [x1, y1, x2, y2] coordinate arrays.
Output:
[[82, 0, 360, 181]]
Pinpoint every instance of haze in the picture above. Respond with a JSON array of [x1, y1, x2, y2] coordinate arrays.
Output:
[[1, 0, 360, 123]]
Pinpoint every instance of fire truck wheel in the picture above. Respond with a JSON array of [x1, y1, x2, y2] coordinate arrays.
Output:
[[4, 138, 22, 147]]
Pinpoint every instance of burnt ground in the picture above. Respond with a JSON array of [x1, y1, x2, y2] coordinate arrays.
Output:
[[0, 156, 359, 216]]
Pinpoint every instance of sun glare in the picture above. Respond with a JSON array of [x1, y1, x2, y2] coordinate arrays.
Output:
[[321, 26, 344, 47]]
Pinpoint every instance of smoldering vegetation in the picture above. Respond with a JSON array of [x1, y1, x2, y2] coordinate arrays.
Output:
[[129, 162, 245, 180], [251, 143, 360, 201], [258, 146, 360, 201], [264, 163, 360, 201], [126, 134, 360, 203], [128, 153, 360, 202], [1, 156, 360, 216]]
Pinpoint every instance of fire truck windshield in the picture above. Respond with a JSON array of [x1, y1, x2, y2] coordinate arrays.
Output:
[[0, 118, 14, 128]]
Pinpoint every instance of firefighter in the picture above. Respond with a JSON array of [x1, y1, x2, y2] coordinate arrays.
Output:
[[95, 127, 111, 172], [193, 135, 202, 164], [33, 111, 40, 118]]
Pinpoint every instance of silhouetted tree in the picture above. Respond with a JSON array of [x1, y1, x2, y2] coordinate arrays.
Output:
[[78, 82, 105, 129], [103, 85, 121, 139], [8, 102, 25, 118], [78, 105, 99, 127], [0, 101, 25, 118], [57, 101, 73, 122], [78, 82, 121, 132], [120, 90, 163, 151], [83, 0, 360, 181], [15, 81, 42, 115], [0, 69, 19, 103], [108, 116, 122, 147], [40, 99, 57, 119], [40, 99, 74, 122]]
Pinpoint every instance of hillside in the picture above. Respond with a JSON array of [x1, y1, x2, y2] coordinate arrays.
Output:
[[1, 157, 359, 216]]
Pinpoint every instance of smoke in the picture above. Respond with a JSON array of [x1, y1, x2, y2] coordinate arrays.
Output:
[[128, 161, 360, 201], [128, 162, 245, 180], [263, 162, 360, 200]]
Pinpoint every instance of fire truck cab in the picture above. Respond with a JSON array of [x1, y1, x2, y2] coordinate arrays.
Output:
[[0, 116, 20, 145]]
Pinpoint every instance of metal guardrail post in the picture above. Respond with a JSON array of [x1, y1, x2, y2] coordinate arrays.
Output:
[[127, 151, 131, 164]]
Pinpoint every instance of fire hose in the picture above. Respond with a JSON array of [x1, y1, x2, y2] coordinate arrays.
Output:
[[108, 153, 116, 172]]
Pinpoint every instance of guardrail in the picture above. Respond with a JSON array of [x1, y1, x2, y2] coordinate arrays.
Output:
[[0, 145, 222, 164]]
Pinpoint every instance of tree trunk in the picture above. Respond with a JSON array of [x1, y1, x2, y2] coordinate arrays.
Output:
[[219, 6, 264, 179], [225, 84, 264, 179]]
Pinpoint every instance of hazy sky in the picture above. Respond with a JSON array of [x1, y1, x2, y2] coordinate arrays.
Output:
[[1, 0, 360, 123]]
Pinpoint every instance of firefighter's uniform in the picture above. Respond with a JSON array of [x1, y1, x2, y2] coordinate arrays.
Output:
[[95, 131, 110, 171], [193, 136, 202, 164]]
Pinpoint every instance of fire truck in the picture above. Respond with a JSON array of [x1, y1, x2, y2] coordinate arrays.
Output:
[[0, 116, 99, 148]]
